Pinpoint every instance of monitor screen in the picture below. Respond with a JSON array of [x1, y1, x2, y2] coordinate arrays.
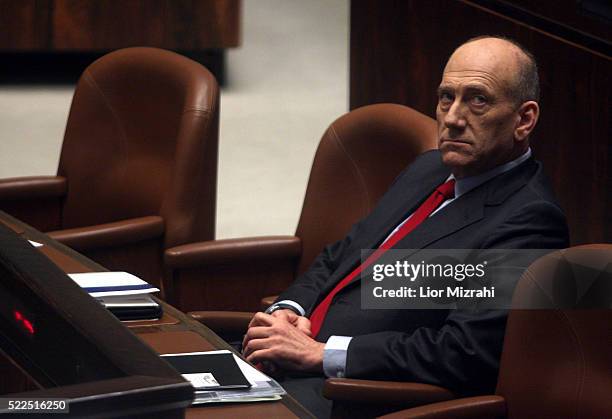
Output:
[[0, 224, 125, 387]]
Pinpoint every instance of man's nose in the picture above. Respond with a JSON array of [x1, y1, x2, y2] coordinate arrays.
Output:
[[444, 101, 467, 130]]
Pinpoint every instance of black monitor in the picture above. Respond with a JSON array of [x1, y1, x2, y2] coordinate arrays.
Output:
[[0, 221, 193, 418]]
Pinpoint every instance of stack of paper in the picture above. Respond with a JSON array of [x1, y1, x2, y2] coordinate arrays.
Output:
[[69, 272, 162, 320], [161, 350, 286, 404]]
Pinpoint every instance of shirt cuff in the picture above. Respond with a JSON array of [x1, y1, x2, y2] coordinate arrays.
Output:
[[268, 300, 306, 316], [323, 335, 353, 378]]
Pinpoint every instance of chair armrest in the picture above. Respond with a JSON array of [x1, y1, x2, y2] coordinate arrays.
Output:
[[0, 176, 67, 200], [163, 236, 301, 312], [164, 235, 301, 268], [48, 216, 164, 252], [379, 395, 506, 419], [0, 176, 67, 231], [188, 311, 254, 341], [324, 378, 455, 407]]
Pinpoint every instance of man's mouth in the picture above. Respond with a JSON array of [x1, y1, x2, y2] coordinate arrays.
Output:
[[440, 138, 471, 144]]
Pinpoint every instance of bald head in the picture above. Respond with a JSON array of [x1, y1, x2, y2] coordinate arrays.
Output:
[[447, 36, 539, 105]]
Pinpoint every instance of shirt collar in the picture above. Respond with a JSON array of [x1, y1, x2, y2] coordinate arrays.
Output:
[[449, 148, 532, 198]]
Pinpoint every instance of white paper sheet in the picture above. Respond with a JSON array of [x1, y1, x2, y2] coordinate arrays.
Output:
[[68, 272, 159, 297]]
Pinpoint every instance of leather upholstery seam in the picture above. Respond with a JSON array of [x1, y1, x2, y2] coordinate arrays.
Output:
[[169, 101, 217, 245], [328, 124, 370, 216], [187, 109, 213, 243], [82, 70, 129, 179], [556, 309, 586, 419], [183, 108, 212, 115], [522, 269, 585, 417]]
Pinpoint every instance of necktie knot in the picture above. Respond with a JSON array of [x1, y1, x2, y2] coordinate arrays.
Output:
[[436, 179, 456, 200]]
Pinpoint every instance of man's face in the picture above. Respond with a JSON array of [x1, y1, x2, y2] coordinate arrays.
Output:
[[436, 39, 523, 178]]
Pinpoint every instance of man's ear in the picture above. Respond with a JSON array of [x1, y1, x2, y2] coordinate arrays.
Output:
[[514, 101, 539, 141]]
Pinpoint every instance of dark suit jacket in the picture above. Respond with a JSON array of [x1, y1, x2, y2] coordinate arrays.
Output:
[[278, 150, 569, 394]]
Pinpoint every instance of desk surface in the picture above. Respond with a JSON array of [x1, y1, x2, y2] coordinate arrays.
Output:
[[0, 212, 312, 419]]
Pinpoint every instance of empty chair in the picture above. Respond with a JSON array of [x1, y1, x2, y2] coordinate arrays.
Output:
[[0, 47, 219, 294]]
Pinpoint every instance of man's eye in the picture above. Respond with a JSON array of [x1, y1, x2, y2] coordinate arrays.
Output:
[[471, 95, 487, 105], [439, 92, 453, 104]]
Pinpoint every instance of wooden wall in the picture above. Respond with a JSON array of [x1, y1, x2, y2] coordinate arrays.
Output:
[[0, 1, 240, 83], [350, 0, 611, 245], [0, 0, 240, 50]]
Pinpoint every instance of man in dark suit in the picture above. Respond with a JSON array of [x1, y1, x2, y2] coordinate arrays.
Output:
[[243, 36, 569, 416]]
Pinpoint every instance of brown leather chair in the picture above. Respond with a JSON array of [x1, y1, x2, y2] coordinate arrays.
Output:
[[164, 103, 437, 311], [0, 47, 219, 294], [378, 244, 612, 419]]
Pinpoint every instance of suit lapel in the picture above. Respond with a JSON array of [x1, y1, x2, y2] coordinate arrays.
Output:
[[392, 157, 538, 251], [362, 169, 451, 252], [337, 157, 537, 290], [393, 185, 486, 251]]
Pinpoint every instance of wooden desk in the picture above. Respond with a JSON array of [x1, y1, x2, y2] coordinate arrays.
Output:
[[0, 211, 312, 419]]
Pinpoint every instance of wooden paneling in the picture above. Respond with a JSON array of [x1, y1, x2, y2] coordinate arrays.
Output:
[[52, 0, 240, 50], [501, 0, 612, 41], [0, 0, 240, 51], [0, 0, 51, 50], [350, 0, 611, 245], [183, 0, 242, 48]]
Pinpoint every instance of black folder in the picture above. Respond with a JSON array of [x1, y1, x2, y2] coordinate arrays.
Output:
[[161, 352, 251, 390]]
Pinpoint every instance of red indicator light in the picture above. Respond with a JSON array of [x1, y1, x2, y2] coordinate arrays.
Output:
[[13, 310, 35, 336], [22, 319, 35, 335]]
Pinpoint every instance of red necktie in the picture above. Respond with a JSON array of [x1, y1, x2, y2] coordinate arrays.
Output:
[[309, 179, 456, 338]]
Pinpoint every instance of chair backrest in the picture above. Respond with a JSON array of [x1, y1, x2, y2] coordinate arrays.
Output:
[[57, 47, 219, 248], [294, 104, 437, 274], [497, 244, 612, 419]]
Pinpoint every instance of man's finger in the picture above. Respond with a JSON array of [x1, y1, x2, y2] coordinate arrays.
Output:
[[244, 312, 277, 349], [242, 325, 274, 353], [299, 328, 312, 337], [248, 311, 275, 328], [243, 336, 274, 358], [295, 317, 312, 336], [247, 312, 261, 329], [245, 325, 274, 339], [246, 347, 276, 365], [271, 309, 298, 322]]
